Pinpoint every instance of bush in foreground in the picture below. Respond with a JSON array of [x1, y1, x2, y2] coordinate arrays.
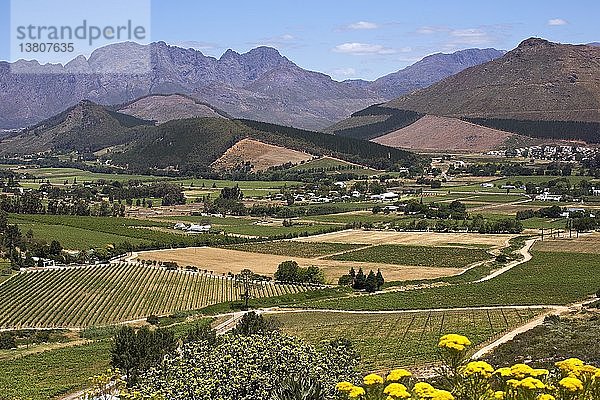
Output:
[[133, 331, 358, 400]]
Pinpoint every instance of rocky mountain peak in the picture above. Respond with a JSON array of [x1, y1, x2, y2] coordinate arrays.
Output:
[[517, 37, 554, 49]]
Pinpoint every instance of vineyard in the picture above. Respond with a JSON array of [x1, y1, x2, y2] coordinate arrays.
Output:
[[301, 250, 600, 311], [0, 264, 311, 329], [274, 308, 543, 371], [327, 244, 492, 268]]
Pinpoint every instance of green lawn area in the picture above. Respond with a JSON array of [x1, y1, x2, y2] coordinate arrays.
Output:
[[303, 250, 600, 311], [327, 244, 492, 268], [224, 241, 364, 258], [276, 308, 542, 371]]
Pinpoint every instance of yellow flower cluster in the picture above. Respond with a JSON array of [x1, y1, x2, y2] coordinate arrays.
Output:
[[463, 361, 494, 378], [555, 357, 598, 379], [537, 394, 555, 400], [336, 372, 454, 400], [383, 383, 411, 399], [438, 334, 472, 351], [336, 335, 600, 400], [507, 377, 546, 390], [336, 381, 367, 399], [386, 368, 412, 382], [495, 363, 549, 379], [412, 382, 454, 400], [558, 376, 584, 392], [364, 373, 385, 385]]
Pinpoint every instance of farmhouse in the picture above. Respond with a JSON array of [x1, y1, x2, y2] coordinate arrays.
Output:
[[188, 224, 211, 233], [382, 192, 399, 201], [535, 193, 563, 202]]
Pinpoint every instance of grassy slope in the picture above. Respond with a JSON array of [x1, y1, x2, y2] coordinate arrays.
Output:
[[0, 339, 111, 400], [276, 308, 542, 371]]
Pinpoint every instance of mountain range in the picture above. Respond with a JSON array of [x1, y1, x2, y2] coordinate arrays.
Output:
[[0, 42, 503, 130], [331, 38, 600, 151], [0, 99, 420, 174]]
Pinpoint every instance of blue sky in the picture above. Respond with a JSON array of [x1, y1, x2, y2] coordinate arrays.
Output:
[[1, 0, 598, 80]]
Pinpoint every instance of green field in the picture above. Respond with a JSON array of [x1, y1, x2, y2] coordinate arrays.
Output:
[[303, 250, 600, 311], [0, 318, 215, 400], [159, 215, 338, 238], [16, 167, 163, 184], [0, 264, 310, 328], [327, 244, 492, 268], [276, 308, 542, 371], [0, 339, 112, 400], [9, 214, 180, 249], [289, 157, 380, 176], [224, 241, 364, 258]]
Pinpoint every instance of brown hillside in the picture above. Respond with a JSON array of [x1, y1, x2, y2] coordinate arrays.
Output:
[[387, 38, 600, 122], [211, 138, 313, 171], [118, 94, 227, 124], [371, 115, 514, 151]]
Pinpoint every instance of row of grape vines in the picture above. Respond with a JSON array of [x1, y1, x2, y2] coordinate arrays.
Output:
[[0, 263, 311, 329]]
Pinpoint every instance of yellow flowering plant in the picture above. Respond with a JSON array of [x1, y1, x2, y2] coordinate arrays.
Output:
[[335, 334, 600, 400]]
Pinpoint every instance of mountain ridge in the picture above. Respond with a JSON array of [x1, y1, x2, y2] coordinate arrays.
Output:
[[330, 38, 600, 149], [0, 42, 503, 130]]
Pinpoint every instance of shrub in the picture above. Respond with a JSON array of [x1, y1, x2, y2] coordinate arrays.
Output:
[[135, 331, 359, 400], [0, 332, 16, 350], [146, 315, 160, 325]]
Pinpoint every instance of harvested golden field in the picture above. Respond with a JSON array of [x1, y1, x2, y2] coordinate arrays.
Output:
[[533, 232, 600, 254], [136, 246, 463, 283], [211, 138, 313, 171], [292, 230, 515, 248]]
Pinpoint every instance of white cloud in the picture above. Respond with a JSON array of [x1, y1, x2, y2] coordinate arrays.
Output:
[[347, 21, 379, 30], [331, 67, 357, 78], [253, 33, 300, 49], [333, 42, 396, 55], [548, 18, 568, 26], [172, 41, 216, 51], [449, 28, 494, 46], [416, 26, 446, 35]]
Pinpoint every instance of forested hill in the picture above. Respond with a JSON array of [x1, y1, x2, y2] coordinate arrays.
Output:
[[109, 118, 421, 174]]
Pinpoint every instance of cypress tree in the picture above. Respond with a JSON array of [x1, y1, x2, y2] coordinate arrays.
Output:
[[365, 270, 377, 293], [353, 268, 366, 290], [376, 269, 385, 290]]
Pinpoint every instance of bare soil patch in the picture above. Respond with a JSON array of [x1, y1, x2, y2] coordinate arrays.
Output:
[[372, 115, 513, 152], [136, 246, 462, 283], [292, 230, 515, 248], [212, 138, 313, 171]]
